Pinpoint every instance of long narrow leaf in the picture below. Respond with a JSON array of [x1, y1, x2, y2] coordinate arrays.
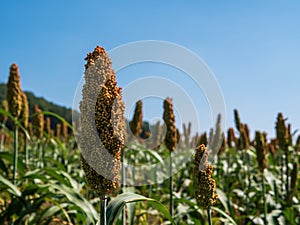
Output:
[[0, 174, 21, 197], [106, 192, 176, 225]]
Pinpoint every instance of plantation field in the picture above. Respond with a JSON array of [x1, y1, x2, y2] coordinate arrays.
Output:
[[0, 49, 299, 225], [0, 109, 299, 224]]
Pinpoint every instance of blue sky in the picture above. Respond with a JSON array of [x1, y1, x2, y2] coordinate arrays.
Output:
[[1, 1, 300, 138]]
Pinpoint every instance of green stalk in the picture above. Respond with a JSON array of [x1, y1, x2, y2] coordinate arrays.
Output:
[[262, 172, 267, 224], [121, 148, 126, 225], [100, 194, 107, 225], [207, 208, 212, 225], [169, 151, 173, 217], [24, 132, 28, 168], [0, 126, 4, 150], [13, 126, 18, 184], [280, 152, 284, 195], [273, 180, 278, 204], [284, 148, 290, 204], [35, 141, 39, 168], [42, 141, 46, 167]]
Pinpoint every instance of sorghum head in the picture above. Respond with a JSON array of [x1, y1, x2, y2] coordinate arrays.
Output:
[[193, 144, 218, 209], [7, 64, 22, 118], [163, 97, 177, 152]]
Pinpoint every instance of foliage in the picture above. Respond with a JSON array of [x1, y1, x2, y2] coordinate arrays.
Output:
[[0, 107, 299, 224]]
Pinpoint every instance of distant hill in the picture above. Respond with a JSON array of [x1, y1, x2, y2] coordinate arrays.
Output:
[[0, 83, 75, 130]]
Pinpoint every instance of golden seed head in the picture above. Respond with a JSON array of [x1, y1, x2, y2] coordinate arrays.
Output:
[[234, 109, 241, 132], [129, 100, 143, 137], [238, 124, 250, 150], [255, 131, 267, 173], [62, 122, 68, 141], [20, 92, 29, 128], [198, 132, 208, 146], [80, 46, 125, 195], [32, 105, 44, 138], [56, 123, 61, 139], [46, 117, 52, 135], [218, 133, 226, 156], [154, 121, 163, 147], [193, 144, 218, 209], [163, 97, 177, 152], [275, 113, 288, 150], [244, 124, 250, 144], [7, 64, 22, 118], [183, 122, 192, 147], [227, 127, 236, 148], [211, 114, 223, 154]]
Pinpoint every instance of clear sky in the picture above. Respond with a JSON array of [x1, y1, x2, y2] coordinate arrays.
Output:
[[1, 1, 300, 139]]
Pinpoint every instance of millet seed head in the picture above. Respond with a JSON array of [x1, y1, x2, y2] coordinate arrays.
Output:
[[163, 97, 177, 152], [275, 113, 288, 150], [7, 64, 22, 119], [129, 100, 143, 138], [79, 46, 125, 195], [193, 144, 218, 209], [255, 131, 267, 173], [32, 105, 44, 138], [20, 92, 29, 129]]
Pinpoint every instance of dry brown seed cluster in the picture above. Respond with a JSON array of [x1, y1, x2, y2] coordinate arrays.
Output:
[[275, 113, 288, 150], [193, 144, 218, 209], [154, 121, 163, 147], [163, 98, 177, 152], [211, 114, 223, 154], [234, 109, 241, 132], [62, 122, 68, 141], [233, 109, 250, 149], [255, 131, 267, 173], [227, 128, 235, 148], [129, 100, 143, 138], [198, 132, 208, 146], [183, 122, 192, 147], [56, 123, 61, 139], [32, 105, 44, 138], [46, 117, 52, 136], [20, 92, 29, 129], [7, 64, 22, 118], [79, 46, 125, 195]]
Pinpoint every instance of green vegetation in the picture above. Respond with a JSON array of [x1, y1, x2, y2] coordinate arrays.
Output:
[[0, 51, 299, 224], [0, 83, 75, 130]]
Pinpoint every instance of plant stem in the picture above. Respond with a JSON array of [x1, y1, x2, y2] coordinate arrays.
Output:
[[0, 126, 4, 151], [24, 131, 28, 168], [13, 126, 18, 184], [169, 151, 173, 217], [280, 152, 284, 195], [207, 208, 212, 225], [121, 148, 126, 225], [262, 172, 267, 224], [284, 148, 290, 204], [42, 141, 46, 167], [100, 194, 107, 225]]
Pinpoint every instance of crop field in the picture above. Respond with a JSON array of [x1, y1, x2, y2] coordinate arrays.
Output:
[[0, 47, 299, 225]]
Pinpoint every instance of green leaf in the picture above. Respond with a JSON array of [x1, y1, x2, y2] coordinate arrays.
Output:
[[0, 174, 21, 197], [216, 188, 229, 212], [211, 206, 237, 225], [50, 183, 98, 223], [39, 203, 68, 223], [106, 193, 176, 225], [0, 151, 26, 175]]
